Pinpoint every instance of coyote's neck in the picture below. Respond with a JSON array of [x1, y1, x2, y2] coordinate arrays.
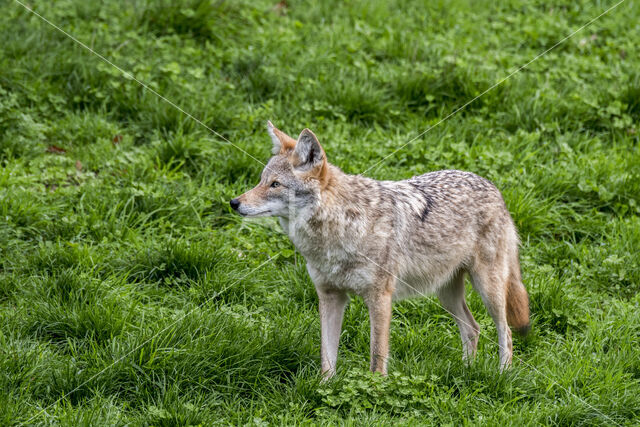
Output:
[[318, 166, 378, 217], [283, 166, 391, 272], [289, 166, 378, 242]]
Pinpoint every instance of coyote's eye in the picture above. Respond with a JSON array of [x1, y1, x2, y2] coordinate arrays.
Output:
[[270, 181, 281, 188]]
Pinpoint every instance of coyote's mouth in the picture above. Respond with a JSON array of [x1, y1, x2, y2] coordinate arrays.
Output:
[[237, 208, 272, 218]]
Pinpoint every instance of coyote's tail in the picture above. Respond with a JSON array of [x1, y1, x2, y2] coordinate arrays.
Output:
[[506, 276, 530, 336]]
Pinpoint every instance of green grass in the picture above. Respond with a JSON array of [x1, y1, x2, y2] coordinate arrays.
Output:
[[1, 0, 639, 424]]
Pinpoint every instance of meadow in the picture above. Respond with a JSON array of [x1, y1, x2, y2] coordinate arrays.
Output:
[[1, 0, 639, 424]]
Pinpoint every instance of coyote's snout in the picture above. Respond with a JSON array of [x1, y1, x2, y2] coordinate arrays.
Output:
[[232, 122, 530, 377]]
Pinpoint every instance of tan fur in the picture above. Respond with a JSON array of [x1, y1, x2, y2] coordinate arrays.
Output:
[[506, 271, 531, 335], [232, 122, 531, 376], [290, 129, 331, 188], [236, 183, 267, 206], [366, 286, 393, 374], [268, 121, 296, 154]]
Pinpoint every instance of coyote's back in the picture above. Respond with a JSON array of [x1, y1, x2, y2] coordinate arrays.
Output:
[[378, 170, 520, 297]]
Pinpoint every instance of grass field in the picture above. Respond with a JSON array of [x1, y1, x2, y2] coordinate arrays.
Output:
[[1, 0, 639, 424]]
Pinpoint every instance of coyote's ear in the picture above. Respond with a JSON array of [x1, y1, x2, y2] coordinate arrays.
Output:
[[267, 121, 296, 155], [293, 128, 325, 171]]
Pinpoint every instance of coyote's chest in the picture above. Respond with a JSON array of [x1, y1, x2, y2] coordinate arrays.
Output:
[[280, 216, 376, 293]]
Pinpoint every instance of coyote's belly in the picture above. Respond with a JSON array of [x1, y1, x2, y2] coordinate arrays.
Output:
[[304, 247, 464, 299], [394, 266, 461, 300], [299, 230, 469, 299]]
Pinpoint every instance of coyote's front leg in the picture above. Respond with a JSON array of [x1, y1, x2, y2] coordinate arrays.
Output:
[[365, 285, 393, 375], [317, 287, 349, 379]]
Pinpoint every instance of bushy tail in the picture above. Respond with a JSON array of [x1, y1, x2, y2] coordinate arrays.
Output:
[[506, 277, 530, 336]]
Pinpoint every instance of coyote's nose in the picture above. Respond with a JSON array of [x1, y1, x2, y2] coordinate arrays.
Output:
[[230, 198, 240, 211]]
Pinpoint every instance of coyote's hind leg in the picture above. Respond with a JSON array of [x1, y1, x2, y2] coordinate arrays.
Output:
[[470, 261, 513, 370], [437, 271, 480, 362]]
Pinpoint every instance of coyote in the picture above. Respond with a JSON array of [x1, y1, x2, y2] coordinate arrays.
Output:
[[231, 122, 530, 377]]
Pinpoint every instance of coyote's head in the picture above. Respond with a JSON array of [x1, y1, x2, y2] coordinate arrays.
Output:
[[230, 122, 330, 218]]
